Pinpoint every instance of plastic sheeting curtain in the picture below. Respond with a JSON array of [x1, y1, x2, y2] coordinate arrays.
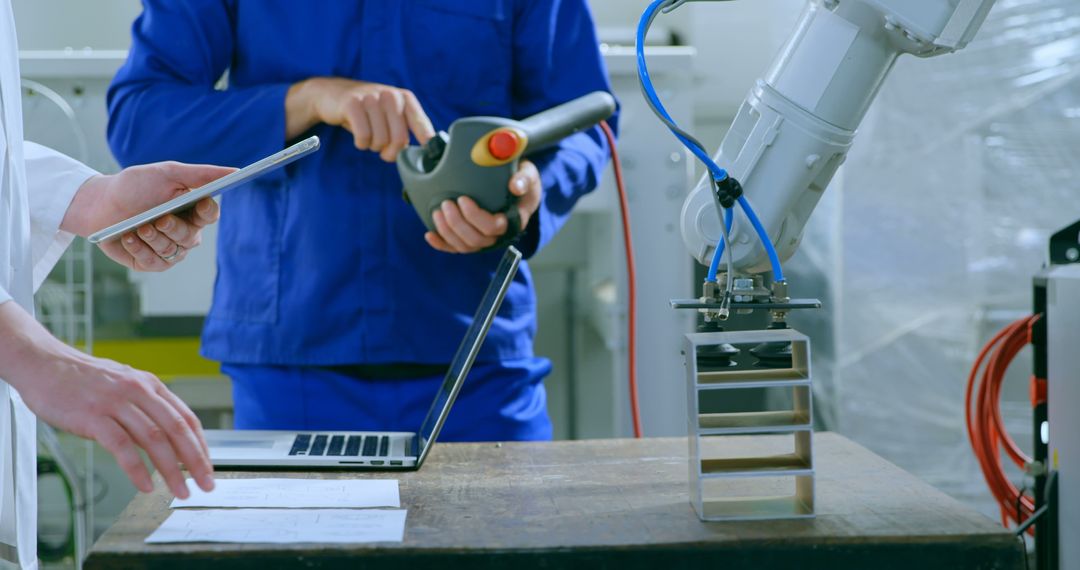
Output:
[[788, 0, 1080, 517]]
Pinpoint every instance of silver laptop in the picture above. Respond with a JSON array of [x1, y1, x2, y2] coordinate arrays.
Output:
[[204, 246, 522, 469]]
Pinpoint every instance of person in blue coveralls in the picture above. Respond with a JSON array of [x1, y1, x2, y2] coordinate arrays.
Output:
[[107, 1, 617, 441]]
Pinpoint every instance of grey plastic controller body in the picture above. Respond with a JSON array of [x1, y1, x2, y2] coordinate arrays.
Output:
[[397, 91, 617, 249]]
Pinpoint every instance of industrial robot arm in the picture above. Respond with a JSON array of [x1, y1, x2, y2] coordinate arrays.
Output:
[[668, 0, 996, 278]]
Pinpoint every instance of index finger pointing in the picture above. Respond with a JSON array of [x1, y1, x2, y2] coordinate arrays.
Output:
[[403, 90, 435, 145]]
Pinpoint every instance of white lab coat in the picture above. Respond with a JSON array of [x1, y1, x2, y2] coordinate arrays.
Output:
[[1, 2, 98, 567]]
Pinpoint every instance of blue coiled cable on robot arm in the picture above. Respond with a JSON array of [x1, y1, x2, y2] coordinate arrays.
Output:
[[707, 207, 733, 283], [738, 195, 784, 282], [636, 0, 785, 284]]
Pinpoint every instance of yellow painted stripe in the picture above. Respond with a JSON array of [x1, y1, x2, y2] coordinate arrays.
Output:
[[81, 338, 221, 381]]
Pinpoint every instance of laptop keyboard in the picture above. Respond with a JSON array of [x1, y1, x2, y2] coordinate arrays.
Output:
[[289, 434, 391, 457]]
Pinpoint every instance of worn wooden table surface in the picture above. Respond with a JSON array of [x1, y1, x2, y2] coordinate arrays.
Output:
[[86, 433, 1023, 570]]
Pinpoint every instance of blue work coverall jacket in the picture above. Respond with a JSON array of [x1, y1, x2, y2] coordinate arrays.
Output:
[[107, 0, 616, 440]]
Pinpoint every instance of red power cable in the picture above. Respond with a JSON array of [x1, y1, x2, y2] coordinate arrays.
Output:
[[599, 120, 642, 439], [965, 314, 1041, 532]]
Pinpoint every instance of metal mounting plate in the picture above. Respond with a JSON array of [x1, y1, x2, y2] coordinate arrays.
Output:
[[669, 298, 822, 311]]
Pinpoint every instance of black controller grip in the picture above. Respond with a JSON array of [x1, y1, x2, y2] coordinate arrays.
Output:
[[520, 91, 617, 152]]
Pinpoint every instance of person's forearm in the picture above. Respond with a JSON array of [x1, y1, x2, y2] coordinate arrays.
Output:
[[109, 84, 292, 169], [0, 301, 82, 390], [58, 174, 107, 238], [285, 78, 326, 140], [0, 300, 216, 498]]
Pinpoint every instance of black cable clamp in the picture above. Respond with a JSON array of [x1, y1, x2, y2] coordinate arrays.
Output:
[[713, 175, 743, 209]]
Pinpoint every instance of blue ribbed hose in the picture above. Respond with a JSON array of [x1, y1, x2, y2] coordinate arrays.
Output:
[[738, 196, 784, 283], [636, 0, 784, 283], [706, 207, 733, 282]]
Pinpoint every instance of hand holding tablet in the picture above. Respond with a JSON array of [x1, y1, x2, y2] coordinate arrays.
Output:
[[88, 136, 321, 245]]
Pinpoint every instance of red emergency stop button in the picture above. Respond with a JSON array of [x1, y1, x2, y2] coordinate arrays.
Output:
[[488, 130, 520, 161]]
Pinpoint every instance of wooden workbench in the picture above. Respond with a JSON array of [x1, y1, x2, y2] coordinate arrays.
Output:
[[86, 433, 1023, 569]]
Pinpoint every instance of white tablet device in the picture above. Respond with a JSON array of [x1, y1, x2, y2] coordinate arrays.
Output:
[[87, 136, 321, 244]]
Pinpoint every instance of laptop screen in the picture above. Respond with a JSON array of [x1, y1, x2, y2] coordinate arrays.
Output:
[[414, 246, 522, 466]]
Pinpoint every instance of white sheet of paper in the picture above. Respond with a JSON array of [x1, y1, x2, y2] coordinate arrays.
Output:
[[145, 508, 407, 544], [170, 478, 400, 509]]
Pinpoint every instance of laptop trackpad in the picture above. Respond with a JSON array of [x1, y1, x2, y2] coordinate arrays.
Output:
[[207, 432, 288, 460]]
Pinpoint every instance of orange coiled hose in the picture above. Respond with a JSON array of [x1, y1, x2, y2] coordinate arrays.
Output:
[[965, 314, 1040, 531]]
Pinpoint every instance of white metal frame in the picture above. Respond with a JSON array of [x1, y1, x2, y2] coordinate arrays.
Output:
[[684, 329, 815, 521]]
